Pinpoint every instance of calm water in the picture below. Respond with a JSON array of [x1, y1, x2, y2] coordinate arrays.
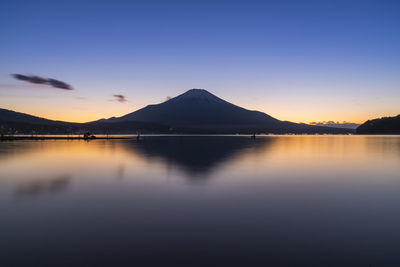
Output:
[[1, 136, 400, 267]]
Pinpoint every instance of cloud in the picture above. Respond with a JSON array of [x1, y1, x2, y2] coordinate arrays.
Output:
[[47, 78, 72, 90], [309, 121, 360, 129], [160, 96, 172, 103], [113, 94, 127, 103], [12, 74, 73, 90]]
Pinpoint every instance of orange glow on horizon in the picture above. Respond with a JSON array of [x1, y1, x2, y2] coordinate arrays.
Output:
[[1, 103, 392, 125], [1, 92, 398, 125]]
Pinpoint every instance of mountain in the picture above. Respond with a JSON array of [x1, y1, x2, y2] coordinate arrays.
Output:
[[104, 89, 353, 134], [108, 89, 280, 127], [356, 115, 400, 134]]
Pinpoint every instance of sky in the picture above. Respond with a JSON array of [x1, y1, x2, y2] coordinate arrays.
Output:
[[0, 0, 399, 123]]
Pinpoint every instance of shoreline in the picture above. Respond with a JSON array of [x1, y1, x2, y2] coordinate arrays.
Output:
[[0, 136, 135, 141], [2, 134, 400, 141]]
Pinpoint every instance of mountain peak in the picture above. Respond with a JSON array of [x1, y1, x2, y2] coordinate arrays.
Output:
[[169, 88, 226, 104], [181, 88, 214, 97], [187, 88, 208, 93]]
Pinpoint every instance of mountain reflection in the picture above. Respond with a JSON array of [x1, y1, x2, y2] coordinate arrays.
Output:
[[123, 136, 274, 178]]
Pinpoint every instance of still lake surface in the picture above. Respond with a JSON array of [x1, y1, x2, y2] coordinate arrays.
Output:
[[1, 135, 400, 266]]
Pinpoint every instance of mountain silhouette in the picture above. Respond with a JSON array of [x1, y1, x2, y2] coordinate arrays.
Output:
[[356, 115, 400, 134], [0, 108, 168, 134], [104, 89, 353, 134], [0, 108, 65, 125], [110, 89, 280, 127]]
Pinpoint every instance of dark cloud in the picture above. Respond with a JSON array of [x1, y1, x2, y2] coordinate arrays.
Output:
[[47, 78, 72, 90], [113, 94, 127, 103], [12, 74, 73, 90]]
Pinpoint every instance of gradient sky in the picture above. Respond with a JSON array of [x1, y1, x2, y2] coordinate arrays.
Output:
[[1, 0, 399, 123]]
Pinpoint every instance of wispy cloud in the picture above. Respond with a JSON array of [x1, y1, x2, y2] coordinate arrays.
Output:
[[12, 74, 73, 90], [309, 121, 360, 129], [160, 96, 172, 103], [113, 94, 127, 103]]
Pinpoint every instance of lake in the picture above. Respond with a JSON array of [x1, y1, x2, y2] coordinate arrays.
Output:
[[1, 135, 400, 266]]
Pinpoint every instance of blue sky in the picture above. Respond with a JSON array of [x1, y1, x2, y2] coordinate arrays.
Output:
[[0, 0, 399, 123]]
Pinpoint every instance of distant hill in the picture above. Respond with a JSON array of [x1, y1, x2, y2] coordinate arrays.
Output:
[[0, 108, 76, 134], [0, 108, 169, 134], [0, 108, 65, 125], [356, 115, 400, 134], [103, 89, 353, 134]]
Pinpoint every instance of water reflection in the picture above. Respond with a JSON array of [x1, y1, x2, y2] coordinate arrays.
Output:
[[116, 163, 125, 179], [0, 140, 40, 160], [127, 136, 274, 178], [1, 136, 400, 267]]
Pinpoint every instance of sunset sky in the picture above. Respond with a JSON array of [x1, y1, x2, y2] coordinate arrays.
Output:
[[1, 0, 399, 123]]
